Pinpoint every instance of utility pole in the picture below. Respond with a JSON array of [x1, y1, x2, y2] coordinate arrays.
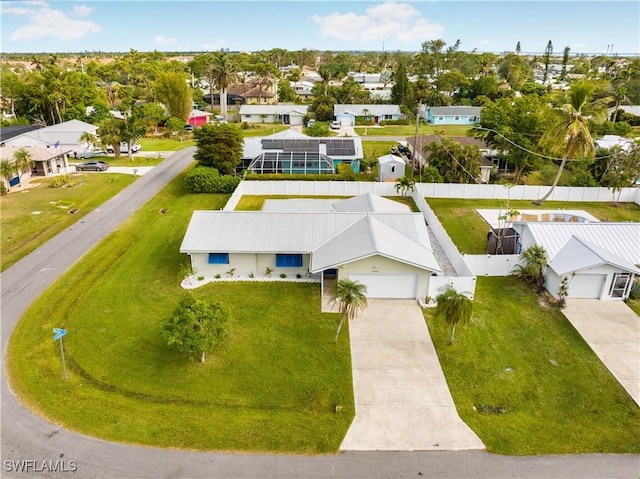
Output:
[[413, 103, 422, 181]]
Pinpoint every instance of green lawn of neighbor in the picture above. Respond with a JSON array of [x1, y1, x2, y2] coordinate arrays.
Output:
[[355, 124, 473, 137], [6, 174, 354, 453], [428, 198, 640, 254], [138, 137, 195, 151], [234, 195, 414, 211], [241, 124, 289, 137], [1, 173, 136, 271], [103, 156, 166, 167], [425, 277, 640, 455]]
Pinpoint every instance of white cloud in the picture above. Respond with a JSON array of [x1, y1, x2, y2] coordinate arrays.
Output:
[[5, 1, 101, 41], [154, 35, 175, 46], [73, 4, 93, 18], [311, 1, 444, 46], [201, 40, 228, 50]]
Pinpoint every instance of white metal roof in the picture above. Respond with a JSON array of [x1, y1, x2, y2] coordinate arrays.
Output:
[[310, 215, 441, 273], [239, 104, 309, 115], [334, 104, 401, 116], [262, 199, 336, 213], [39, 119, 97, 133], [522, 222, 640, 266], [332, 193, 410, 213], [180, 211, 432, 257], [549, 236, 640, 275]]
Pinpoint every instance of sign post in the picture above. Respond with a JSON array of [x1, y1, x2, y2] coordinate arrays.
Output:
[[53, 328, 67, 380]]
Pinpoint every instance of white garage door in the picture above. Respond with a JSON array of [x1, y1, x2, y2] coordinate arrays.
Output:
[[349, 273, 418, 299], [568, 274, 605, 299]]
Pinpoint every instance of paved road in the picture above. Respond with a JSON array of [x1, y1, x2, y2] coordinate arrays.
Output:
[[2, 148, 639, 478]]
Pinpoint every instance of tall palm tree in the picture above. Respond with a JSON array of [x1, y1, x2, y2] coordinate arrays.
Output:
[[534, 81, 611, 204], [0, 159, 18, 190], [330, 278, 368, 343], [211, 52, 239, 118], [394, 176, 416, 197], [13, 148, 34, 185], [79, 131, 98, 152], [435, 287, 473, 345]]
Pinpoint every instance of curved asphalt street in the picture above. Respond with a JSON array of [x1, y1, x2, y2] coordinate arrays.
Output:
[[1, 148, 638, 478]]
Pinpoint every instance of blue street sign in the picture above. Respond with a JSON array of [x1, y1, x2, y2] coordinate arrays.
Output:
[[53, 328, 67, 341]]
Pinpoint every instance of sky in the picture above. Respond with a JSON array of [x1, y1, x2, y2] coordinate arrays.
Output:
[[1, 0, 638, 55]]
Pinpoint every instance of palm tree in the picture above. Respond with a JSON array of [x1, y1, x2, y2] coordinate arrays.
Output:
[[435, 287, 473, 345], [0, 159, 17, 190], [79, 131, 98, 152], [394, 176, 416, 197], [13, 148, 34, 185], [330, 278, 368, 343], [211, 52, 239, 119], [534, 81, 611, 204], [512, 244, 548, 290]]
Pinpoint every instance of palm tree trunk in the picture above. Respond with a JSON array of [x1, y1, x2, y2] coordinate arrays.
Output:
[[334, 314, 346, 343], [200, 351, 205, 363], [221, 87, 227, 117], [448, 322, 456, 345], [533, 155, 568, 205]]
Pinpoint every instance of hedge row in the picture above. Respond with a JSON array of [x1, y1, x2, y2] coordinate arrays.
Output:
[[185, 167, 241, 193], [245, 173, 355, 181], [379, 119, 411, 126]]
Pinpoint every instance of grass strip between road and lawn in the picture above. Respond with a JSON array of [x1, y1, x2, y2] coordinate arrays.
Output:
[[425, 276, 640, 455], [427, 198, 640, 254], [0, 173, 137, 271], [6, 172, 354, 453]]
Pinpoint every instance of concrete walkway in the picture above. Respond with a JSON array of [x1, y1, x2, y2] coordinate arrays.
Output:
[[340, 299, 485, 451], [563, 299, 640, 406]]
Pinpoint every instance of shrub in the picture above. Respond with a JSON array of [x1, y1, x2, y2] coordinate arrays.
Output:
[[629, 281, 640, 300], [50, 176, 68, 188], [379, 119, 411, 126], [185, 166, 241, 194], [280, 274, 287, 278], [336, 163, 355, 180], [0, 183, 6, 196]]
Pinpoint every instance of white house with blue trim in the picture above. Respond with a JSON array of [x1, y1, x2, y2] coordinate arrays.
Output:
[[334, 104, 401, 126], [421, 106, 482, 125]]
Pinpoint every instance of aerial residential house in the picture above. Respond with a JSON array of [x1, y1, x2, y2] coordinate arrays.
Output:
[[180, 194, 443, 299], [204, 79, 278, 106], [187, 109, 213, 127], [0, 144, 70, 190], [421, 106, 482, 125], [513, 222, 640, 301], [290, 80, 316, 100], [239, 104, 309, 125], [334, 104, 401, 126], [243, 130, 363, 174], [2, 119, 98, 156], [595, 135, 635, 152], [348, 72, 394, 101]]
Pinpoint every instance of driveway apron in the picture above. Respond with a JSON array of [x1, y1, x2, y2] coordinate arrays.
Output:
[[563, 299, 640, 406], [340, 299, 485, 451]]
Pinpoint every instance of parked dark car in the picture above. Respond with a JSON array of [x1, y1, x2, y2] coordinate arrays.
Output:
[[75, 161, 109, 172], [184, 124, 194, 131]]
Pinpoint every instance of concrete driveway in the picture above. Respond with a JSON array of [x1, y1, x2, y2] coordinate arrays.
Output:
[[563, 299, 639, 406], [340, 299, 485, 451]]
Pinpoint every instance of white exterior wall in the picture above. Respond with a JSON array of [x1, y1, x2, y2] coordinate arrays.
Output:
[[378, 161, 405, 182], [242, 114, 276, 124], [546, 265, 627, 300], [338, 255, 430, 299], [190, 252, 310, 278]]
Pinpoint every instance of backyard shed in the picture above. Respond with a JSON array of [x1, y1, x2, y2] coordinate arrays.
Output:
[[377, 154, 405, 182]]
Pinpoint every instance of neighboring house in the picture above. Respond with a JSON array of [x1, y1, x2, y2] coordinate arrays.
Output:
[[378, 154, 406, 182], [421, 106, 482, 125], [204, 80, 278, 106], [243, 130, 363, 174], [348, 72, 393, 101], [595, 135, 635, 152], [290, 81, 316, 100], [188, 109, 213, 127], [2, 119, 98, 156], [239, 104, 309, 125], [615, 105, 640, 117], [0, 124, 43, 144], [409, 135, 501, 183], [180, 194, 443, 299], [513, 222, 640, 301], [334, 104, 401, 126], [0, 144, 70, 190]]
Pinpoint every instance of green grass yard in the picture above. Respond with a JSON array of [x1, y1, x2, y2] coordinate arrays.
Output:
[[425, 277, 640, 455], [1, 173, 136, 271], [355, 124, 473, 137], [427, 198, 640, 254], [138, 137, 195, 151], [6, 174, 354, 453]]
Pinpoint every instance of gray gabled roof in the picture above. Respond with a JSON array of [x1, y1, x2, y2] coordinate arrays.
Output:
[[549, 236, 640, 275], [310, 215, 441, 273], [334, 104, 401, 116]]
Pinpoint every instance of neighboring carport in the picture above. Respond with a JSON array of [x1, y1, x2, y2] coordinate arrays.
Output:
[[563, 299, 640, 405]]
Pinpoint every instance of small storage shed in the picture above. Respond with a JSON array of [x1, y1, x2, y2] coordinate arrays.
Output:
[[378, 154, 405, 182], [487, 228, 519, 255]]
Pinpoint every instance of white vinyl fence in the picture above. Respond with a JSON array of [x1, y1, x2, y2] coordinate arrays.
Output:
[[463, 254, 524, 277]]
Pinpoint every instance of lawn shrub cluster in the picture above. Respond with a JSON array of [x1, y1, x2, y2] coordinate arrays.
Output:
[[336, 163, 355, 180], [185, 166, 241, 193], [245, 173, 355, 181], [379, 119, 411, 126]]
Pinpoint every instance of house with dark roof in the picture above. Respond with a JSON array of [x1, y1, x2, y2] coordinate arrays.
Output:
[[421, 106, 482, 125], [204, 80, 277, 106]]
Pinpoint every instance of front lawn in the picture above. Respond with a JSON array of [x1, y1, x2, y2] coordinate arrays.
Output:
[[6, 174, 354, 453], [428, 198, 640, 254], [0, 173, 136, 271], [355, 124, 473, 137], [241, 124, 289, 137], [103, 156, 166, 167], [425, 277, 640, 454], [138, 137, 195, 151]]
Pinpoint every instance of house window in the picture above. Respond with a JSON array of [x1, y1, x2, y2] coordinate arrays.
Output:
[[438, 116, 444, 121], [275, 254, 303, 268], [454, 116, 460, 120], [609, 272, 631, 298], [391, 165, 396, 173], [208, 253, 229, 264]]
